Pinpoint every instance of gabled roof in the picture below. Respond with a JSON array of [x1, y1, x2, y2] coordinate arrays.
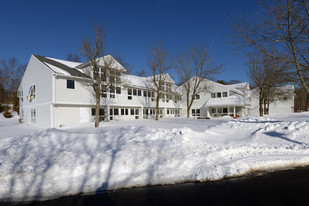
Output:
[[122, 73, 180, 92], [76, 55, 127, 72], [227, 82, 250, 90], [180, 77, 245, 96], [34, 55, 91, 79], [144, 73, 175, 84], [122, 74, 152, 88]]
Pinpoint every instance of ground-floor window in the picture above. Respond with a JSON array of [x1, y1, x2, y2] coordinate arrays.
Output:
[[31, 109, 36, 123], [192, 109, 200, 117], [91, 108, 105, 121], [211, 107, 229, 117]]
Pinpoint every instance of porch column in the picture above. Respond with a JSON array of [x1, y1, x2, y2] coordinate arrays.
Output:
[[233, 106, 236, 117], [106, 105, 110, 122]]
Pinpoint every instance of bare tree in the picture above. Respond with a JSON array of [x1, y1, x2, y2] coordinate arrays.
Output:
[[233, 0, 309, 96], [66, 53, 81, 62], [0, 57, 25, 103], [112, 53, 134, 74], [80, 24, 121, 127], [136, 69, 147, 77], [294, 86, 309, 111], [147, 42, 171, 120], [247, 53, 288, 116], [173, 45, 223, 117]]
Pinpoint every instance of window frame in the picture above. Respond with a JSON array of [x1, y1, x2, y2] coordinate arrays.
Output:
[[67, 79, 75, 89]]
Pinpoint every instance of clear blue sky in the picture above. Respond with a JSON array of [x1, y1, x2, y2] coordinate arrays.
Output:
[[0, 0, 259, 83]]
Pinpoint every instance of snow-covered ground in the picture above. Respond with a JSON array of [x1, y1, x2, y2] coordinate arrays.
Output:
[[1, 113, 309, 202]]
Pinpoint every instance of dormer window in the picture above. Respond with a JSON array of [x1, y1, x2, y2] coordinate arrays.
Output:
[[223, 92, 228, 97], [67, 79, 75, 89]]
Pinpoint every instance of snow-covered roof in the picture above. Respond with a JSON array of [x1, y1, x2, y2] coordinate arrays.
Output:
[[34, 55, 91, 79], [226, 82, 249, 90], [122, 74, 181, 93], [77, 55, 127, 72], [206, 95, 250, 107], [46, 57, 83, 68], [122, 74, 152, 88]]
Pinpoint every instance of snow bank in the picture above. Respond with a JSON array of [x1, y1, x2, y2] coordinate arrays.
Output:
[[0, 114, 309, 202]]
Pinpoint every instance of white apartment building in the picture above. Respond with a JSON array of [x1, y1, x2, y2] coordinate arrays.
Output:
[[17, 55, 294, 128]]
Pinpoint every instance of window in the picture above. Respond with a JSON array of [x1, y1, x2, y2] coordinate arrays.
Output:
[[283, 96, 288, 101], [191, 109, 200, 117], [211, 93, 215, 98], [223, 92, 228, 97], [223, 108, 228, 114], [28, 85, 35, 100], [110, 94, 115, 98], [116, 87, 121, 94], [211, 108, 216, 113], [194, 94, 200, 100], [217, 93, 221, 98], [133, 89, 137, 96], [128, 88, 132, 100], [31, 109, 36, 123], [67, 79, 75, 89], [135, 109, 139, 115], [217, 108, 223, 113], [91, 108, 105, 116], [131, 109, 134, 115], [143, 91, 147, 97], [121, 109, 125, 115], [196, 109, 200, 116], [148, 91, 151, 97], [110, 109, 113, 115], [125, 109, 129, 115], [110, 86, 115, 93], [138, 90, 142, 96], [114, 108, 119, 115]]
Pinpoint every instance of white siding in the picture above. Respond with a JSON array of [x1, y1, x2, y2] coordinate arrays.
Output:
[[53, 106, 80, 128], [54, 77, 95, 105], [18, 55, 53, 127]]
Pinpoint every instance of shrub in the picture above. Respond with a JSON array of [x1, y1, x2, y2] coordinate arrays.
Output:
[[0, 103, 4, 113], [13, 95, 19, 114], [3, 110, 13, 118]]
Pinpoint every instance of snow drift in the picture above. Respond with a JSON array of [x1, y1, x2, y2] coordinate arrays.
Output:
[[0, 113, 309, 202]]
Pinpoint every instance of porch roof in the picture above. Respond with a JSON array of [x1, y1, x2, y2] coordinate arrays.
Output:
[[206, 95, 250, 107]]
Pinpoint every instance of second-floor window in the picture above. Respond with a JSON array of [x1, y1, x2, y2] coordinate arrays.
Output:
[[193, 94, 200, 100], [67, 79, 75, 89], [128, 88, 132, 100]]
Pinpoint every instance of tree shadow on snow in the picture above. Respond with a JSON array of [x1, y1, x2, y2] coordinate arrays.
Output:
[[264, 131, 307, 146]]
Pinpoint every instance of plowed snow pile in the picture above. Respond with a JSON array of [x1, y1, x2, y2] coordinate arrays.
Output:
[[1, 113, 309, 201]]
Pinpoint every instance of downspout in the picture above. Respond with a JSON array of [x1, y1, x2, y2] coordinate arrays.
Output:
[[51, 74, 56, 128]]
